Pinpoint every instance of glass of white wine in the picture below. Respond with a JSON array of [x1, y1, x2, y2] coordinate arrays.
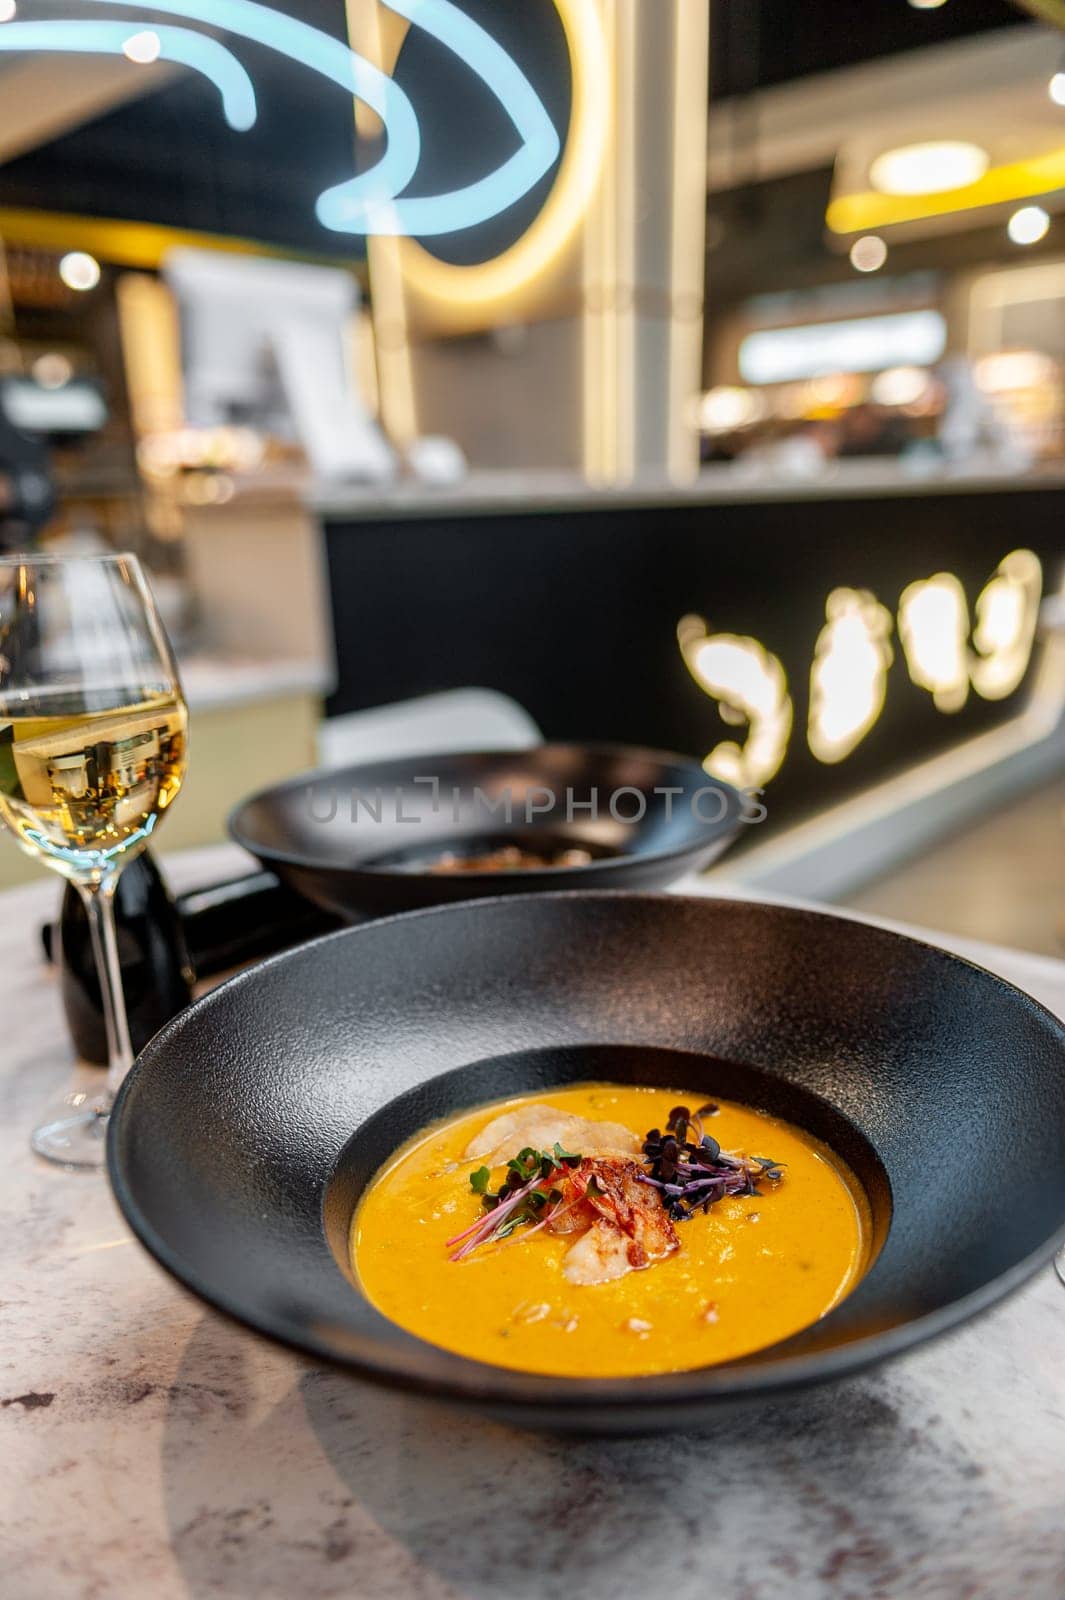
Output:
[[0, 554, 188, 1168]]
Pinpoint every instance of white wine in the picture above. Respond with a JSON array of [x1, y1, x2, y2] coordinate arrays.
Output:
[[0, 552, 189, 1167], [0, 689, 187, 881]]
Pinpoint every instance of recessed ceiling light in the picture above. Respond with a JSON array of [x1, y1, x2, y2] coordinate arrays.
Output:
[[871, 367, 931, 407], [849, 235, 888, 273], [32, 353, 74, 390], [870, 141, 989, 197], [908, 0, 949, 10], [697, 387, 765, 433], [58, 252, 101, 292], [122, 29, 162, 64], [1051, 72, 1065, 107], [1008, 205, 1050, 246], [974, 351, 1055, 393]]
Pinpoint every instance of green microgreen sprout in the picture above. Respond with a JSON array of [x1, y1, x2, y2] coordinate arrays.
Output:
[[446, 1144, 582, 1261]]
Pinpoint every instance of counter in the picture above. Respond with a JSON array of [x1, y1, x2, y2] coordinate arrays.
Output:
[[315, 468, 1065, 896], [310, 459, 1065, 519], [2, 845, 1064, 1599]]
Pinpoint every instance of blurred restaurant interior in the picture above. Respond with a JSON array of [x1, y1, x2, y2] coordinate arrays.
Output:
[[0, 0, 1062, 953], [5, 4, 1065, 1592]]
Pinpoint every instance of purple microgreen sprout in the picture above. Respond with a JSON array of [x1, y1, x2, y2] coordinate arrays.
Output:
[[641, 1105, 784, 1221]]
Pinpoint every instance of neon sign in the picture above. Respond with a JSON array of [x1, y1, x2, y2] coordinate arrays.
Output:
[[898, 551, 1043, 711], [0, 21, 257, 129], [809, 588, 894, 765], [678, 616, 793, 789], [0, 0, 562, 237], [682, 551, 1043, 786]]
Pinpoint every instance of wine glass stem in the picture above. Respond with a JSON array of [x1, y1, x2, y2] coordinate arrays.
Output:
[[77, 875, 134, 1099]]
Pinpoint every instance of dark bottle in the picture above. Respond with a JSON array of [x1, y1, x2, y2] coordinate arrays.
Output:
[[54, 852, 195, 1066], [47, 853, 344, 1065]]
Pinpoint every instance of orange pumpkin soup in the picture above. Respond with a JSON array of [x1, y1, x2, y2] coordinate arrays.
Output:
[[352, 1083, 871, 1378]]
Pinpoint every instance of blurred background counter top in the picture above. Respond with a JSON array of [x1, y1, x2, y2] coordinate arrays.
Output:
[[311, 460, 1065, 520]]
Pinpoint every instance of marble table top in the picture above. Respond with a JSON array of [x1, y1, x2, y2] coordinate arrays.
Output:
[[2, 846, 1064, 1600]]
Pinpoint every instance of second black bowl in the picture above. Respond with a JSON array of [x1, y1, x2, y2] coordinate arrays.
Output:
[[229, 744, 745, 917]]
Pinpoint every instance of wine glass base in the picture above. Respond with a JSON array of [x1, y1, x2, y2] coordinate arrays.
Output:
[[31, 1101, 110, 1170]]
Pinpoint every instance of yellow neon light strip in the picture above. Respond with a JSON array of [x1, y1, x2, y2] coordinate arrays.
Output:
[[345, 0, 417, 444], [667, 0, 708, 480], [0, 239, 12, 333], [616, 0, 637, 482], [601, 0, 618, 482], [581, 0, 608, 480], [0, 206, 361, 273], [827, 148, 1065, 235], [399, 0, 609, 313], [115, 272, 185, 435]]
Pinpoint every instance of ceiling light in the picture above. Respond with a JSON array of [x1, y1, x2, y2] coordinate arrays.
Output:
[[739, 311, 947, 386], [870, 141, 989, 197], [1008, 205, 1050, 245], [122, 29, 162, 64], [1050, 72, 1065, 107], [974, 351, 1055, 393], [697, 387, 765, 433], [31, 353, 73, 390], [0, 1, 16, 21], [908, 0, 948, 9], [58, 252, 101, 292], [871, 367, 931, 407], [849, 235, 887, 273]]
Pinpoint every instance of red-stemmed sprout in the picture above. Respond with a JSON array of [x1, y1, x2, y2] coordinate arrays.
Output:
[[447, 1144, 581, 1262]]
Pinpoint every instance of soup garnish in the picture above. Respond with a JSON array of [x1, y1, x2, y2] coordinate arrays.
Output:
[[641, 1103, 784, 1221], [352, 1085, 872, 1377], [450, 1106, 784, 1287], [448, 1144, 583, 1260]]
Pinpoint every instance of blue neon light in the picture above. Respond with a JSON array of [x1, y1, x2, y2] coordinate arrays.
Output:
[[78, 0, 564, 237], [0, 21, 257, 130], [90, 0, 422, 227], [25, 809, 156, 873], [318, 0, 561, 237]]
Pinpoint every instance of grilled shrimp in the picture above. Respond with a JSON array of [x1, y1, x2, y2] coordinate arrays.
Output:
[[558, 1158, 679, 1286]]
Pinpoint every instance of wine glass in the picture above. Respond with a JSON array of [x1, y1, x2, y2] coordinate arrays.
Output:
[[0, 554, 188, 1168]]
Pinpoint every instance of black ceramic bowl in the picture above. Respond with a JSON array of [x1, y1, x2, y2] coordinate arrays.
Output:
[[108, 894, 1065, 1433], [228, 744, 745, 918]]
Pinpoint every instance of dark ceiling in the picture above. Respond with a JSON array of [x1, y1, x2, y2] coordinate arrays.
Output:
[[0, 1, 1036, 260], [706, 0, 1051, 309], [0, 0, 362, 257], [0, 0, 567, 261], [711, 0, 1027, 100]]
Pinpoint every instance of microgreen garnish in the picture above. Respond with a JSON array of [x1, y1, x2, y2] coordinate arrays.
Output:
[[640, 1104, 783, 1222], [447, 1145, 582, 1261]]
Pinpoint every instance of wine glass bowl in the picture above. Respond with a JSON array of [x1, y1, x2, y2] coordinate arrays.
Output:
[[0, 554, 188, 1167], [0, 691, 186, 882]]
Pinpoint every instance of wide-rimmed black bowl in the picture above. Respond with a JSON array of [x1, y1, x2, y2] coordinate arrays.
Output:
[[228, 744, 745, 918], [108, 893, 1065, 1433]]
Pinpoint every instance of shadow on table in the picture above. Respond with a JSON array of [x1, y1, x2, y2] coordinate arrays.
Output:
[[158, 1311, 1008, 1600]]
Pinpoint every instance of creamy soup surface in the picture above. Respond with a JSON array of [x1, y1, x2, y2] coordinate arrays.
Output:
[[352, 1084, 872, 1378]]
